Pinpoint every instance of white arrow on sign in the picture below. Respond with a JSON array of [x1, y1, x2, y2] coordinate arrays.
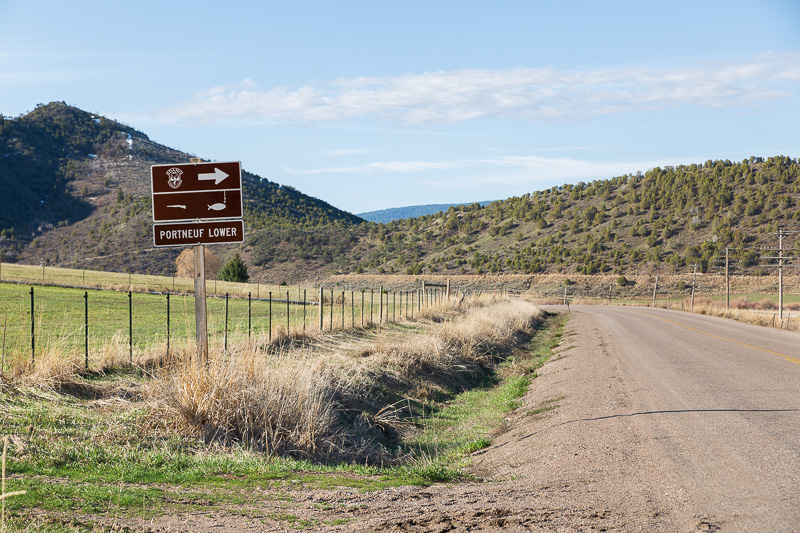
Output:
[[197, 167, 229, 185]]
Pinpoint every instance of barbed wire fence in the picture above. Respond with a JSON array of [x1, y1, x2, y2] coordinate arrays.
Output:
[[0, 281, 462, 373]]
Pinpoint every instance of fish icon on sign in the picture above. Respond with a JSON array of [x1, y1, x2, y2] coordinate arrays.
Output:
[[208, 191, 228, 211]]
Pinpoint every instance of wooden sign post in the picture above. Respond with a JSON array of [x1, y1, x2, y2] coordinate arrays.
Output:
[[194, 244, 208, 366], [151, 159, 244, 367]]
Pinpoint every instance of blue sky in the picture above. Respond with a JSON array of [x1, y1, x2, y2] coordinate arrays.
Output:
[[2, 1, 799, 214]]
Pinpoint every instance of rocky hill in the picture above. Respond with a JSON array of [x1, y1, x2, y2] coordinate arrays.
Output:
[[0, 102, 362, 276]]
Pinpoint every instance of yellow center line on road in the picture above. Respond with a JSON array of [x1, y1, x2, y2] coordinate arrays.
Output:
[[633, 310, 800, 366]]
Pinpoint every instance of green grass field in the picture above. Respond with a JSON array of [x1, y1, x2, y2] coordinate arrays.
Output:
[[0, 262, 313, 300], [0, 280, 423, 372]]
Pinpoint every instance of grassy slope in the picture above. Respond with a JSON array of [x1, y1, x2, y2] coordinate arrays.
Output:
[[207, 156, 800, 283]]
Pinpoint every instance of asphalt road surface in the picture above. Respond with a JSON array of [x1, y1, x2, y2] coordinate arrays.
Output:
[[510, 305, 800, 531]]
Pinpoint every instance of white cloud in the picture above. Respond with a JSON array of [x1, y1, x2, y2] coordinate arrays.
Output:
[[281, 154, 679, 183], [163, 52, 800, 125], [325, 148, 369, 156]]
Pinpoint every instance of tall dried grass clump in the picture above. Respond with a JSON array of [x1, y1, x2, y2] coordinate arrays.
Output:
[[149, 343, 338, 458], [0, 333, 179, 394], [375, 296, 542, 385], [146, 296, 543, 462], [3, 350, 80, 391], [438, 298, 540, 356]]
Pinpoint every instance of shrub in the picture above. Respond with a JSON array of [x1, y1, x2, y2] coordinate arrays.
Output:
[[218, 253, 249, 282]]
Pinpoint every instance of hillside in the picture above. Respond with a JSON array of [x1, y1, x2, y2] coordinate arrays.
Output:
[[0, 102, 362, 275], [3, 104, 799, 283], [358, 201, 493, 223], [248, 156, 800, 281], [342, 157, 800, 277]]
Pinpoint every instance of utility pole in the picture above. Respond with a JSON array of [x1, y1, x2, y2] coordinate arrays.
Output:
[[778, 230, 784, 321], [762, 230, 800, 321], [652, 275, 658, 307], [725, 247, 730, 309]]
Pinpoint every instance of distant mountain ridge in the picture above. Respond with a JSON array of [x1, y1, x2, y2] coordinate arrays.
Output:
[[359, 201, 494, 223]]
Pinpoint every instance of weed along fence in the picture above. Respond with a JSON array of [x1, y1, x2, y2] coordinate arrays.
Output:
[[0, 279, 456, 371]]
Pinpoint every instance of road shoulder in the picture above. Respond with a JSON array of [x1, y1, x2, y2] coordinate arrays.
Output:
[[470, 308, 715, 532]]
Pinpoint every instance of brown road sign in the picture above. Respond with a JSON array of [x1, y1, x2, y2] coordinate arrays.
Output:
[[153, 220, 245, 247], [151, 161, 243, 222]]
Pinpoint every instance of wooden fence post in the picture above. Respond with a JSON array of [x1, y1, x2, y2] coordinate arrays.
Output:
[[193, 245, 208, 367], [379, 286, 384, 323], [318, 287, 323, 330]]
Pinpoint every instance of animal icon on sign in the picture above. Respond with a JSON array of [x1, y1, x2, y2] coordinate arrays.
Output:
[[166, 167, 183, 189]]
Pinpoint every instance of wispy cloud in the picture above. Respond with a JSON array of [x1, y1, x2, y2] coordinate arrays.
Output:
[[281, 154, 678, 182], [325, 148, 370, 156], [164, 52, 800, 125]]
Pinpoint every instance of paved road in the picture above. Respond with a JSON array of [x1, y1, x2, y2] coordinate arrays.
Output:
[[552, 305, 800, 530]]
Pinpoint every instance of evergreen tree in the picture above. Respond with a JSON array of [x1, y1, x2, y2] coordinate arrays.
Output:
[[218, 253, 249, 282]]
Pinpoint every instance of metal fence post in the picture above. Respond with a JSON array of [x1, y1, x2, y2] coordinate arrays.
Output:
[[166, 293, 170, 357], [29, 287, 34, 364], [248, 292, 252, 338], [84, 291, 89, 370], [224, 292, 229, 352], [269, 291, 272, 342], [329, 289, 334, 330], [286, 290, 290, 336], [128, 291, 133, 365], [303, 289, 307, 333], [318, 287, 324, 331]]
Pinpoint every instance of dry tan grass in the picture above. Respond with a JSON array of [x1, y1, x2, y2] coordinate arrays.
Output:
[[148, 343, 338, 458], [0, 333, 184, 394], [148, 294, 543, 462], [1, 292, 543, 463], [4, 350, 80, 391], [666, 297, 800, 332], [382, 296, 540, 366]]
